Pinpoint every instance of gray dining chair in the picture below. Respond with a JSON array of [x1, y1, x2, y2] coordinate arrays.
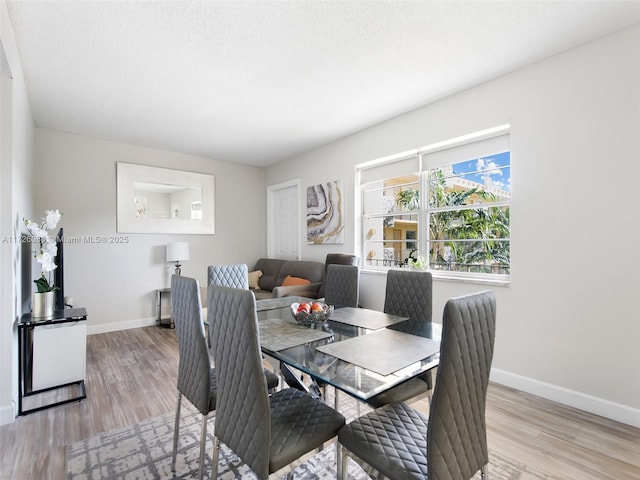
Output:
[[366, 269, 433, 407], [207, 263, 249, 289], [208, 284, 346, 479], [314, 263, 360, 403], [323, 264, 360, 308], [317, 253, 359, 298], [337, 290, 496, 480], [170, 275, 216, 480], [206, 278, 280, 392], [383, 269, 432, 323]]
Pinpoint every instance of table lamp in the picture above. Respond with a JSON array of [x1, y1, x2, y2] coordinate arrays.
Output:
[[166, 242, 190, 276]]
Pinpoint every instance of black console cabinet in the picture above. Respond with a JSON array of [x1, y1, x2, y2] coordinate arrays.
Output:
[[18, 308, 88, 415]]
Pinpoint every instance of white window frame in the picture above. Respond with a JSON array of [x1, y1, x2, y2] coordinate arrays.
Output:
[[356, 125, 511, 284]]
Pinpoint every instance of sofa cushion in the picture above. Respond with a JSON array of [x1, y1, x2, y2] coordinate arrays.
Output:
[[276, 260, 324, 286], [253, 289, 273, 300], [248, 270, 263, 289], [254, 258, 286, 291], [282, 275, 311, 286]]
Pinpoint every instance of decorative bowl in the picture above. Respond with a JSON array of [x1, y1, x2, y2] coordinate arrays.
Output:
[[290, 302, 334, 325]]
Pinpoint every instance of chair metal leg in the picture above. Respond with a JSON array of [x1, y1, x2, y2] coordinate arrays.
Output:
[[338, 444, 348, 480], [336, 443, 343, 480], [481, 464, 489, 479], [211, 437, 220, 479], [198, 414, 207, 480], [171, 391, 182, 472]]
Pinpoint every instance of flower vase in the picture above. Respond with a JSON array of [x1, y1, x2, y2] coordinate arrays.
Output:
[[32, 291, 55, 319]]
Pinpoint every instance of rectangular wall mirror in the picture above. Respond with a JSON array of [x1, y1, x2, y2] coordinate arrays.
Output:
[[117, 162, 215, 234]]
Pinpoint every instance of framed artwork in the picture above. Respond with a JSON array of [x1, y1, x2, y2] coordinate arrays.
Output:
[[134, 196, 148, 218], [307, 179, 344, 244]]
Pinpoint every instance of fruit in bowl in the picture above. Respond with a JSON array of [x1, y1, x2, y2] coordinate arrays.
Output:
[[296, 302, 311, 314], [290, 302, 334, 325]]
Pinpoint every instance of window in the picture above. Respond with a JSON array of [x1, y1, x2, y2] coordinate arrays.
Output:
[[361, 156, 420, 268], [358, 126, 511, 279], [191, 201, 202, 220]]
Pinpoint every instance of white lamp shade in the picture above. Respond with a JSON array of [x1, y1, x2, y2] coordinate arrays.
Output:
[[166, 242, 190, 262]]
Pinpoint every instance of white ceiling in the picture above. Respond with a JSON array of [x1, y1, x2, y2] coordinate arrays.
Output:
[[6, 1, 640, 168]]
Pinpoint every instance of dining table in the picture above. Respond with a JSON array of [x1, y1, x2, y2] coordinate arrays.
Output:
[[256, 296, 441, 403]]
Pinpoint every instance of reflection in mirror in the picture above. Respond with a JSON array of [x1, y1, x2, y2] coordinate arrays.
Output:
[[117, 163, 214, 234], [132, 181, 202, 220]]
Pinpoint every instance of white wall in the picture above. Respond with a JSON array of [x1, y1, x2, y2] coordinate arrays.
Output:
[[265, 25, 640, 426], [0, 0, 35, 425], [33, 129, 267, 333]]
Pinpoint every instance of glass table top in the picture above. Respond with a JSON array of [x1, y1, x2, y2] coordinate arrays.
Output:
[[256, 298, 441, 402]]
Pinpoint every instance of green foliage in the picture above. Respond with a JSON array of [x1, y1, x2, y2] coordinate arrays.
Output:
[[395, 188, 420, 211], [408, 254, 427, 270], [390, 171, 510, 273], [33, 275, 58, 293], [427, 170, 510, 273]]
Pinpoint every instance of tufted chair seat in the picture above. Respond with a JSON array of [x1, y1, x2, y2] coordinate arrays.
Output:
[[340, 402, 428, 479]]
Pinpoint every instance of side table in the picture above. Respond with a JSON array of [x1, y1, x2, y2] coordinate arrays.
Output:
[[18, 308, 88, 415], [156, 288, 174, 328]]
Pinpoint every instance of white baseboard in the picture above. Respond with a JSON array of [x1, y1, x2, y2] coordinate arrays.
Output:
[[491, 368, 640, 428], [87, 317, 157, 335], [0, 403, 15, 426]]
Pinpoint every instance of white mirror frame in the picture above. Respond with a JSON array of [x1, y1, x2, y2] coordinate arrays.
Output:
[[116, 162, 215, 234]]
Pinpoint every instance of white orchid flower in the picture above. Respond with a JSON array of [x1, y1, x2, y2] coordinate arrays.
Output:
[[43, 239, 58, 257], [23, 209, 62, 292], [44, 209, 62, 230], [24, 220, 47, 239], [36, 251, 56, 272]]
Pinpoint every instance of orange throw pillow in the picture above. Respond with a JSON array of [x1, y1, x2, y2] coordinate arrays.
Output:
[[282, 275, 311, 286]]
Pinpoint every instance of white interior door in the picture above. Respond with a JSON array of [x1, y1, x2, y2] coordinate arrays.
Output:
[[267, 179, 300, 260]]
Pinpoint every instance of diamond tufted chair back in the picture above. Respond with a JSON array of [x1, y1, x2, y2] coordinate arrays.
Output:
[[209, 284, 271, 477], [172, 275, 212, 415], [324, 264, 360, 308], [427, 290, 496, 480], [317, 253, 359, 298], [207, 263, 249, 290], [170, 274, 216, 480], [209, 284, 345, 479], [207, 267, 280, 393], [383, 269, 432, 323]]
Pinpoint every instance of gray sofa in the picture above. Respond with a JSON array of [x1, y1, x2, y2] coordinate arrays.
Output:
[[250, 258, 325, 300]]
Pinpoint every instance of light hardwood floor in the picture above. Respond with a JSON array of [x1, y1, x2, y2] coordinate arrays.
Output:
[[0, 326, 638, 480]]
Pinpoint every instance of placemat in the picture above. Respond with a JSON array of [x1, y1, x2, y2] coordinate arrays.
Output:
[[328, 307, 408, 330], [258, 317, 333, 352], [316, 328, 440, 376]]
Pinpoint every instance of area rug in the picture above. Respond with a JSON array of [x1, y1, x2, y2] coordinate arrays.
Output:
[[65, 402, 552, 480]]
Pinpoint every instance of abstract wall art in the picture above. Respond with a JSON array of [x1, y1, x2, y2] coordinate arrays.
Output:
[[306, 179, 344, 244]]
